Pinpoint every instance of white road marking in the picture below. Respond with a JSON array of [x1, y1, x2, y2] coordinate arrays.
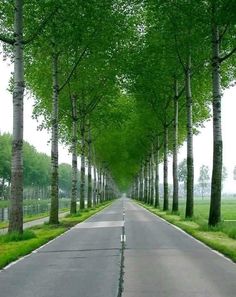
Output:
[[120, 234, 126, 242]]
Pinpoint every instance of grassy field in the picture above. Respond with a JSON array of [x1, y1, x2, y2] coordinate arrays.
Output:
[[177, 198, 236, 221], [0, 201, 113, 269], [137, 198, 236, 262]]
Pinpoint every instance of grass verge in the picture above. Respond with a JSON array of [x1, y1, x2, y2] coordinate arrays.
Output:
[[0, 201, 113, 269], [136, 201, 236, 262], [0, 209, 69, 229]]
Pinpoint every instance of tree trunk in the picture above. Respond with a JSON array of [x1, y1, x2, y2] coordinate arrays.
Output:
[[80, 118, 85, 209], [70, 95, 78, 214], [102, 171, 105, 202], [139, 164, 144, 201], [172, 79, 179, 213], [209, 11, 222, 226], [87, 126, 92, 208], [147, 160, 150, 203], [93, 165, 97, 206], [154, 139, 160, 208], [185, 55, 194, 218], [49, 52, 59, 224], [105, 173, 109, 201], [137, 175, 140, 200], [144, 161, 148, 203], [150, 152, 154, 206], [98, 167, 101, 204], [8, 0, 24, 234], [148, 158, 151, 204], [163, 125, 169, 211]]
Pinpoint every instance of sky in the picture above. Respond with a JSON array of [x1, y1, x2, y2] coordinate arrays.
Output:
[[0, 59, 236, 192]]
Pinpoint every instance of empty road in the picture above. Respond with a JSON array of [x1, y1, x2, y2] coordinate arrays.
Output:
[[0, 198, 236, 297]]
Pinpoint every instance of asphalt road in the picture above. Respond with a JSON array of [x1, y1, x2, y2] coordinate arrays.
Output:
[[123, 199, 236, 297], [0, 201, 124, 297], [0, 198, 236, 297]]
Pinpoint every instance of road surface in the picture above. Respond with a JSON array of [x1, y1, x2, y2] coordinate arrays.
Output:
[[0, 198, 236, 297]]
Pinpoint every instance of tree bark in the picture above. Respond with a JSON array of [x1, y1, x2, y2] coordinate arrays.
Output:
[[8, 0, 24, 234], [93, 164, 97, 206], [147, 160, 150, 204], [70, 95, 78, 214], [163, 125, 169, 211], [105, 172, 109, 201], [139, 164, 144, 201], [144, 161, 148, 203], [185, 55, 194, 218], [209, 8, 222, 226], [154, 140, 160, 208], [87, 125, 92, 208], [49, 52, 59, 224], [98, 167, 102, 203], [150, 152, 154, 206], [102, 170, 105, 202], [80, 118, 85, 209], [172, 79, 179, 213]]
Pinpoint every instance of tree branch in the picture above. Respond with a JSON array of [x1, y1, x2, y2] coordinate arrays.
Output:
[[220, 46, 236, 63], [86, 95, 103, 115], [58, 45, 88, 92], [0, 34, 14, 45], [219, 23, 229, 42]]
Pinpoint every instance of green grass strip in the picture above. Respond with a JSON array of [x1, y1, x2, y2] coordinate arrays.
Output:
[[0, 209, 69, 229], [136, 201, 236, 263], [0, 201, 113, 269]]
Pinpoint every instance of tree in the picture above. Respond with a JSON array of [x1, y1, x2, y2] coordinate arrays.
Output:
[[59, 163, 72, 197], [207, 0, 236, 226], [0, 0, 58, 233], [221, 166, 227, 190], [178, 159, 187, 197], [198, 165, 210, 199]]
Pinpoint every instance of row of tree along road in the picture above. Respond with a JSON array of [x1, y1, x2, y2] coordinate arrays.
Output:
[[0, 0, 236, 233]]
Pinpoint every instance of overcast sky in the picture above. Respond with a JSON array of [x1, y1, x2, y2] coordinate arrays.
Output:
[[0, 59, 235, 192]]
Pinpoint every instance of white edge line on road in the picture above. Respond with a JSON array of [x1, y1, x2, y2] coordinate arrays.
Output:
[[1, 202, 114, 272], [136, 202, 234, 264]]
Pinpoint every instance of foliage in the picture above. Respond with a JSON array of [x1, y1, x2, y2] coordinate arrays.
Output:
[[0, 133, 72, 197], [198, 165, 210, 198], [178, 159, 187, 184]]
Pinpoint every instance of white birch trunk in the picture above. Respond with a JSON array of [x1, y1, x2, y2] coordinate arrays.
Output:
[[154, 144, 160, 208], [87, 126, 92, 208], [70, 95, 78, 214], [163, 125, 169, 211], [98, 167, 102, 204], [209, 8, 222, 226], [172, 79, 179, 212], [93, 165, 97, 206], [49, 52, 59, 224], [80, 118, 85, 209], [185, 55, 194, 218], [150, 149, 154, 206], [140, 164, 144, 201], [9, 0, 24, 233], [144, 161, 148, 203]]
